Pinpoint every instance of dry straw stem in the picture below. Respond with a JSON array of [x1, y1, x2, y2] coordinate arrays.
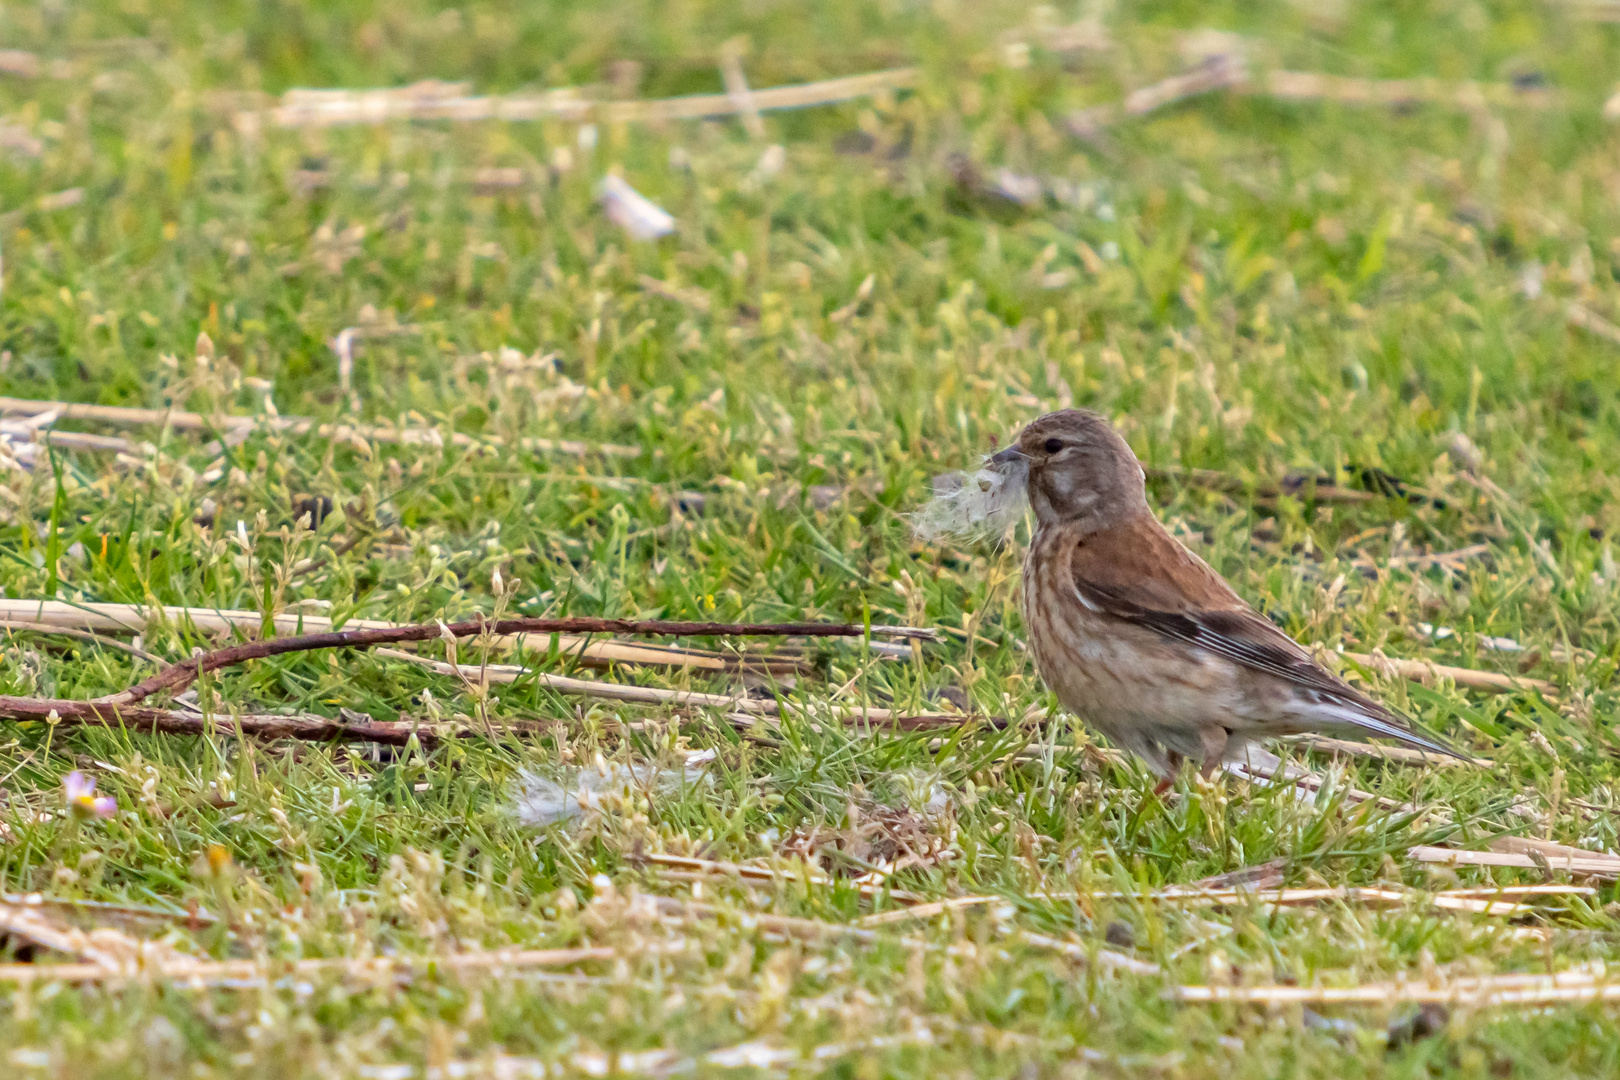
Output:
[[0, 894, 216, 929], [1067, 54, 1250, 135], [0, 599, 811, 675], [1130, 886, 1527, 915], [1067, 59, 1555, 139], [1352, 542, 1493, 574], [380, 648, 976, 729], [867, 885, 1576, 924], [243, 68, 920, 130], [1338, 649, 1554, 696], [1020, 931, 1163, 976], [0, 945, 618, 987], [659, 890, 1158, 976], [31, 430, 141, 455], [650, 895, 889, 946], [1096, 886, 1534, 915], [1410, 841, 1620, 879], [0, 619, 167, 666], [1171, 966, 1620, 1006], [1257, 70, 1557, 110], [857, 896, 1005, 925], [718, 38, 766, 138], [1566, 0, 1620, 20], [0, 903, 181, 970], [631, 851, 926, 902], [1565, 302, 1620, 344], [637, 274, 713, 313], [0, 396, 642, 458]]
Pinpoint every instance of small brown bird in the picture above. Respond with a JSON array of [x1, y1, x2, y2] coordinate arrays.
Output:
[[986, 409, 1461, 781]]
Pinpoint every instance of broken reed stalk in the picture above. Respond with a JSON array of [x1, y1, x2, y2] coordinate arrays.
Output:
[[0, 945, 619, 986], [243, 68, 920, 130], [859, 884, 1591, 926], [631, 851, 926, 903], [1339, 650, 1554, 696], [101, 616, 935, 707], [0, 396, 642, 459], [0, 620, 166, 666], [1408, 844, 1620, 879], [1566, 302, 1620, 345], [1066, 58, 1555, 139], [1171, 971, 1620, 1006], [1066, 53, 1248, 135], [1258, 70, 1557, 110], [0, 600, 838, 673], [0, 616, 937, 746], [377, 648, 982, 729]]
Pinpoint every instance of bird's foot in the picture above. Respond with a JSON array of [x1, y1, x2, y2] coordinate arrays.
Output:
[[1152, 750, 1185, 796]]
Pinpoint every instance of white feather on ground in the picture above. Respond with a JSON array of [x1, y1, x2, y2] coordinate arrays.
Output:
[[514, 750, 713, 827], [599, 174, 676, 240], [911, 456, 1030, 541]]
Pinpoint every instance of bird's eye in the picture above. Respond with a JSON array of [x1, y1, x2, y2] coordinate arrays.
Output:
[[1043, 438, 1063, 454]]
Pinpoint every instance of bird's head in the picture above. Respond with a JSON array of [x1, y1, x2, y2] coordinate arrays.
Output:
[[991, 409, 1147, 530]]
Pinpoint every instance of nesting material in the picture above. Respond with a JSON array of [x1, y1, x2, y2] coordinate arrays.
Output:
[[911, 456, 1030, 541], [514, 752, 713, 827]]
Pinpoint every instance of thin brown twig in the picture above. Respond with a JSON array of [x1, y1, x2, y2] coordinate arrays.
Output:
[[0, 696, 431, 746], [0, 600, 819, 674]]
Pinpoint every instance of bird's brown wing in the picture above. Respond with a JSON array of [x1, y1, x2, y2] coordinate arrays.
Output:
[[1067, 516, 1463, 757]]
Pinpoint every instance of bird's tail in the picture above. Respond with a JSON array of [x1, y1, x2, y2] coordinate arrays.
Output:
[[1314, 699, 1477, 764]]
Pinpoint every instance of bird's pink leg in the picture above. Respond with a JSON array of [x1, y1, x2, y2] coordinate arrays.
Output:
[[1153, 751, 1185, 795], [1198, 727, 1230, 780]]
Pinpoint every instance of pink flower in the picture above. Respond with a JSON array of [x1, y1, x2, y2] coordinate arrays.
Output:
[[63, 771, 116, 820]]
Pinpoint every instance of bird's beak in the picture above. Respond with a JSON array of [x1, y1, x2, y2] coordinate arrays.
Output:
[[989, 447, 1028, 469]]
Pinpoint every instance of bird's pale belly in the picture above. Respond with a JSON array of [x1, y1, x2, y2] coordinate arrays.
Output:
[[1020, 555, 1281, 762]]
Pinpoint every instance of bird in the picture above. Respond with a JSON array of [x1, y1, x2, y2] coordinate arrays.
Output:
[[989, 408, 1464, 784]]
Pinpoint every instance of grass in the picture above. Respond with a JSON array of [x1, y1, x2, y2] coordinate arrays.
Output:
[[1, 0, 1619, 1074]]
